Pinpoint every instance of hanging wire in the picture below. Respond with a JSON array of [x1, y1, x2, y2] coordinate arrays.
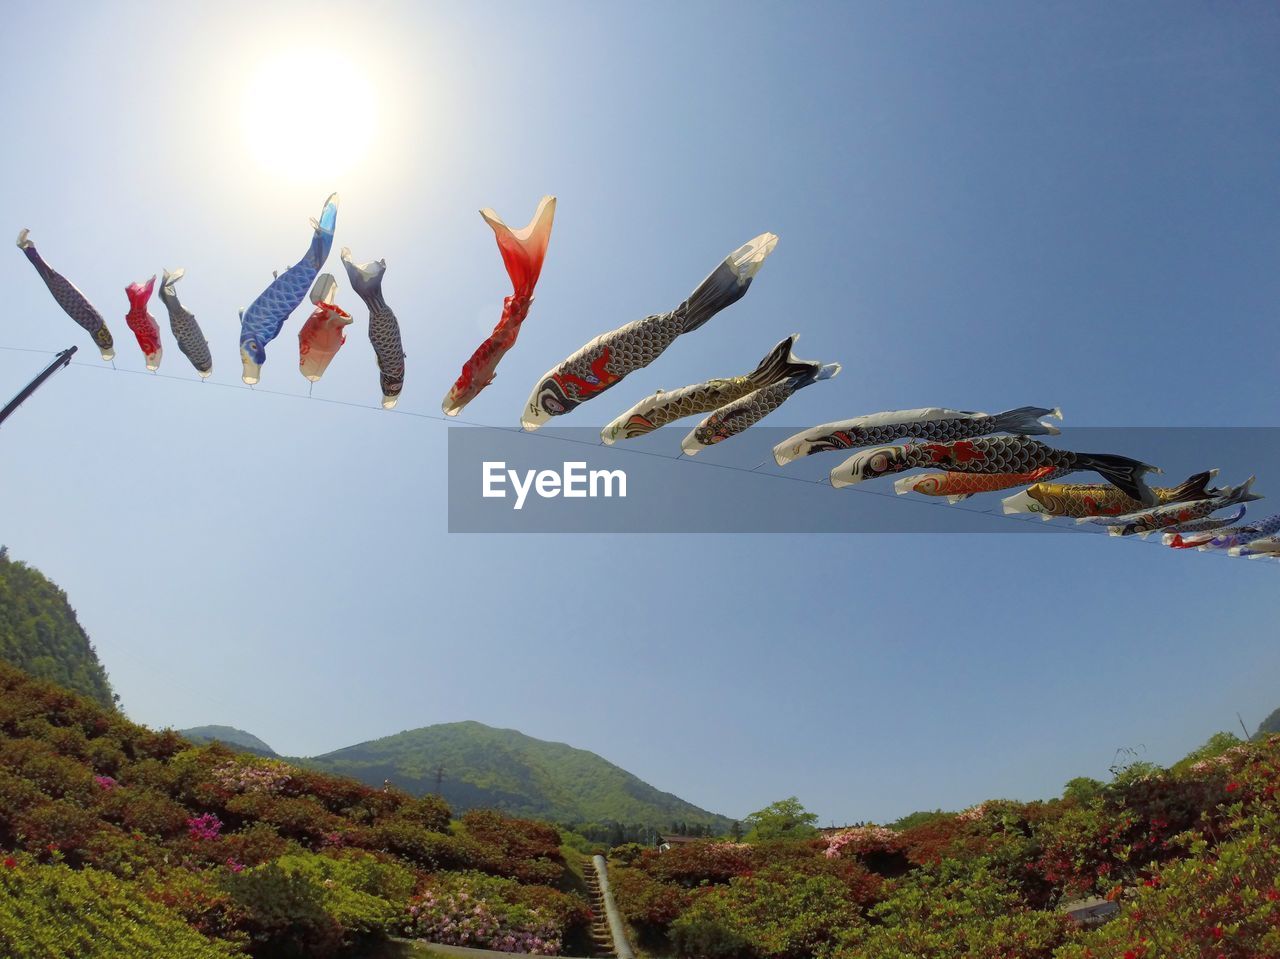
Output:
[[0, 344, 1269, 562]]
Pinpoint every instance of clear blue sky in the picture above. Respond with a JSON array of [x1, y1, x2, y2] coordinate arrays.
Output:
[[1, 1, 1278, 826]]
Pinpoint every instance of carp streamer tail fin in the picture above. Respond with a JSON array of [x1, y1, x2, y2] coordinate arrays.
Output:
[[481, 195, 556, 297], [307, 193, 340, 268], [161, 267, 186, 294], [1167, 469, 1220, 503], [680, 232, 778, 334], [126, 275, 156, 307], [791, 362, 841, 390], [340, 248, 386, 301], [747, 334, 819, 387], [990, 406, 1062, 437], [1076, 453, 1161, 507]]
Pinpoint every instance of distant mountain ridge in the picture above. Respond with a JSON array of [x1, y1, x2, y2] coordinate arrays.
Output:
[[303, 720, 732, 832], [179, 725, 279, 757], [0, 549, 116, 709], [172, 718, 730, 832]]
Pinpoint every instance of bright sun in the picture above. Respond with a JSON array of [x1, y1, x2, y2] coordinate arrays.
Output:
[[241, 50, 378, 181]]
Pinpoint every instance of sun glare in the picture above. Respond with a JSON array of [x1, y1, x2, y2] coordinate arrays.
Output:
[[241, 50, 378, 182]]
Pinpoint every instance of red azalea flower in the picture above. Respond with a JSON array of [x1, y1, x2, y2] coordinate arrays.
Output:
[[1226, 782, 1240, 792], [2, 857, 16, 869], [1213, 926, 1223, 939]]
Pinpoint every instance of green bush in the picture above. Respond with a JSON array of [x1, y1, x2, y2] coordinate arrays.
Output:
[[0, 856, 237, 958], [222, 860, 344, 958], [670, 872, 862, 959], [841, 859, 1068, 959]]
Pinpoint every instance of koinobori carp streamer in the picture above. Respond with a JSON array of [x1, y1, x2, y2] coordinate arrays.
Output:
[[239, 193, 339, 384], [1150, 506, 1248, 542], [124, 276, 162, 371], [16, 229, 115, 360], [831, 436, 1161, 506], [1166, 511, 1280, 551], [297, 274, 352, 382], [774, 406, 1062, 466], [521, 232, 778, 430], [1001, 470, 1219, 520], [444, 196, 556, 416], [341, 248, 405, 409], [1077, 476, 1260, 537], [893, 466, 1068, 504], [601, 335, 814, 445], [157, 268, 212, 377], [682, 356, 841, 455], [1229, 536, 1280, 559]]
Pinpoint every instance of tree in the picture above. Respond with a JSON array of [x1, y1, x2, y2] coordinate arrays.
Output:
[[743, 797, 818, 842], [1062, 777, 1105, 804], [729, 821, 743, 841]]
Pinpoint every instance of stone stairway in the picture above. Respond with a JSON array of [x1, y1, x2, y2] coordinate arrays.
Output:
[[583, 857, 614, 957]]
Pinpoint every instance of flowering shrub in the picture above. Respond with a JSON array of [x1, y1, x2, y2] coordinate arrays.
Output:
[[823, 825, 911, 878], [406, 872, 573, 954], [1057, 809, 1280, 959], [187, 813, 223, 842], [210, 760, 291, 796], [463, 809, 565, 885], [824, 825, 902, 858], [611, 865, 691, 933], [645, 840, 755, 887]]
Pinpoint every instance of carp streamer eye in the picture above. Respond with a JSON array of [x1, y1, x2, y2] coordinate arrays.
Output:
[[870, 453, 889, 474]]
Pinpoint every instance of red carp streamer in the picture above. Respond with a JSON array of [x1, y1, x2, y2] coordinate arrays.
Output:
[[442, 195, 556, 416], [125, 275, 163, 371]]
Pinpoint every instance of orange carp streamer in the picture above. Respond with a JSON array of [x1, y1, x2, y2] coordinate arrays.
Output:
[[894, 466, 1061, 503], [442, 196, 556, 416], [298, 274, 353, 382]]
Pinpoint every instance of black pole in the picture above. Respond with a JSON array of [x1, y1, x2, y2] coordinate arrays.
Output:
[[0, 346, 77, 429]]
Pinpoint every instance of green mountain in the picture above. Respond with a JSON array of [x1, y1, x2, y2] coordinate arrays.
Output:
[[0, 548, 116, 709], [178, 724, 278, 757], [1256, 707, 1280, 739], [303, 720, 732, 832]]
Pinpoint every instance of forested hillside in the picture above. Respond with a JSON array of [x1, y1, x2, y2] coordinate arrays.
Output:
[[0, 550, 115, 709]]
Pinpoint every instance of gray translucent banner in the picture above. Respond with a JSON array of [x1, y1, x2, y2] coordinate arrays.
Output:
[[447, 426, 1278, 534]]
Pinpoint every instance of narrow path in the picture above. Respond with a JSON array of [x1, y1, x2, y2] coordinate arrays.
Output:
[[583, 856, 614, 957]]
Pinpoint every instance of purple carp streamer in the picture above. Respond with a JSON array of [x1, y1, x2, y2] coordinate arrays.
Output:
[[602, 335, 813, 445], [682, 359, 841, 455], [521, 232, 778, 430], [341, 248, 405, 409], [16, 229, 115, 360], [1146, 506, 1247, 541], [832, 436, 1160, 506], [774, 406, 1062, 466], [1166, 511, 1280, 551], [239, 193, 339, 384], [158, 268, 212, 377], [1078, 477, 1260, 537]]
